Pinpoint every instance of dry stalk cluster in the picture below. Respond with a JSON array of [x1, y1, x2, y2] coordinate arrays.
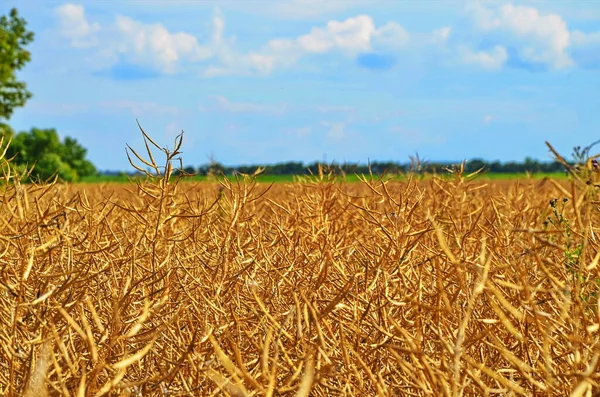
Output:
[[1, 132, 600, 396]]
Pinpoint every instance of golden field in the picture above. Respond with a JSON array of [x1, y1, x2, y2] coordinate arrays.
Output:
[[2, 139, 600, 396]]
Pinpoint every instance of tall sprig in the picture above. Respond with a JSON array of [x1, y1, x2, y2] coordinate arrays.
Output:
[[126, 120, 184, 272]]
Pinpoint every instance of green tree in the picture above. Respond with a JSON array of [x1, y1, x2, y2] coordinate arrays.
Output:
[[0, 121, 14, 138], [0, 11, 96, 183], [62, 136, 96, 177], [7, 128, 96, 182], [0, 8, 34, 121], [465, 158, 487, 173]]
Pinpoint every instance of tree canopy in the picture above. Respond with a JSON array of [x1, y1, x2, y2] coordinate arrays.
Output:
[[0, 8, 34, 122], [6, 128, 96, 181]]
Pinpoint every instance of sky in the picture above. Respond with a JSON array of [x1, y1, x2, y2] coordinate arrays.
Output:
[[2, 0, 600, 172]]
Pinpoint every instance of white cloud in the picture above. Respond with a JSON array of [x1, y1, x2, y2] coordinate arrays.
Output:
[[570, 30, 600, 68], [431, 27, 452, 47], [55, 4, 100, 48], [248, 15, 409, 73], [298, 15, 375, 53], [571, 31, 600, 47], [467, 2, 572, 69], [211, 8, 225, 46], [55, 4, 214, 74], [483, 115, 496, 124], [113, 16, 212, 74], [438, 2, 600, 70], [55, 4, 411, 76], [54, 2, 600, 76], [247, 54, 276, 74], [199, 9, 288, 76], [460, 45, 508, 70], [373, 22, 409, 50], [280, 15, 408, 55], [321, 121, 347, 141], [200, 14, 409, 76]]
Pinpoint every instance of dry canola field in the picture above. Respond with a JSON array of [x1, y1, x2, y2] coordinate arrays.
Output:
[[2, 138, 600, 396]]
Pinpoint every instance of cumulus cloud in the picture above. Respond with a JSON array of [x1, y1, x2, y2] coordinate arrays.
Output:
[[466, 2, 573, 69], [570, 30, 600, 69], [483, 115, 496, 124], [113, 15, 212, 74], [454, 2, 600, 70], [55, 3, 411, 76], [52, 1, 600, 76], [571, 31, 600, 47], [460, 45, 508, 70], [298, 15, 375, 53], [431, 27, 452, 47], [55, 3, 214, 74], [321, 121, 347, 141], [178, 9, 292, 76], [373, 22, 409, 50], [55, 4, 100, 48], [202, 14, 409, 75], [251, 15, 409, 73], [277, 15, 408, 55]]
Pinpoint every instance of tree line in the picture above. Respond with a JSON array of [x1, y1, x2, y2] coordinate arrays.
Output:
[[169, 156, 568, 177]]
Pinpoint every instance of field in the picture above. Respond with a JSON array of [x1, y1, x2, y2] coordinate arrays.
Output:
[[79, 172, 568, 185], [3, 143, 600, 396]]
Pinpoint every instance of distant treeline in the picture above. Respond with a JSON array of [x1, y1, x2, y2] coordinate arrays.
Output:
[[196, 157, 571, 176], [103, 157, 572, 177]]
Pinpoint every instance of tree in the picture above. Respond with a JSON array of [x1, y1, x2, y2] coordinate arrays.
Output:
[[62, 136, 96, 178], [0, 10, 96, 183], [0, 121, 14, 137], [0, 8, 34, 121], [7, 128, 96, 182], [465, 158, 487, 173]]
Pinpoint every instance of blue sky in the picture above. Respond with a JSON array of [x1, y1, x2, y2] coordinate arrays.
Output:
[[2, 0, 600, 171]]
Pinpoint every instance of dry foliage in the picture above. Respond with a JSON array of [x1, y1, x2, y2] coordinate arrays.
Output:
[[2, 131, 600, 396]]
